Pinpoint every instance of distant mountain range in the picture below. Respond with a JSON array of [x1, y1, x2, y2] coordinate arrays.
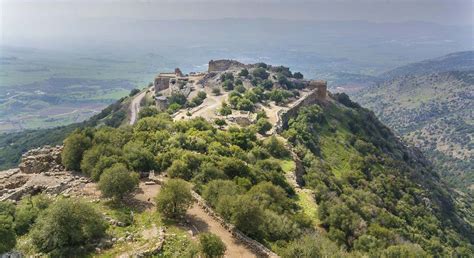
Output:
[[353, 51, 474, 193]]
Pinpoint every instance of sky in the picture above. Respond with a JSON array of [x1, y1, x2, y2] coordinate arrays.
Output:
[[0, 0, 472, 49], [1, 0, 472, 24]]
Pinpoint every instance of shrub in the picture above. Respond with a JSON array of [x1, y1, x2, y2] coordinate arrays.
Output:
[[220, 72, 234, 82], [138, 106, 160, 119], [255, 118, 272, 135], [263, 136, 290, 158], [0, 215, 16, 254], [219, 102, 232, 116], [199, 233, 226, 258], [203, 180, 241, 207], [129, 88, 140, 96], [156, 179, 194, 219], [239, 68, 249, 77], [222, 80, 234, 91], [197, 91, 207, 99], [168, 93, 187, 106], [98, 164, 139, 200], [14, 194, 51, 235], [123, 141, 156, 172], [62, 131, 92, 171], [30, 199, 107, 256], [260, 79, 273, 90], [252, 67, 269, 80], [293, 72, 304, 79], [235, 84, 246, 93], [167, 103, 182, 113], [214, 118, 227, 128], [212, 87, 221, 96]]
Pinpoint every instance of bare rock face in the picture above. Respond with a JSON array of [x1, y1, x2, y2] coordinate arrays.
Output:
[[19, 145, 64, 174], [0, 145, 98, 202]]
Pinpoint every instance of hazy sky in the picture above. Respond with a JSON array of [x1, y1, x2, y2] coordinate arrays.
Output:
[[1, 0, 472, 49], [1, 0, 472, 24]]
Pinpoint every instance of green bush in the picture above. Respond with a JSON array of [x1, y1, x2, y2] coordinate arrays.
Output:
[[219, 102, 232, 116], [199, 233, 226, 258], [14, 194, 51, 235], [168, 93, 187, 106], [255, 118, 272, 135], [238, 68, 249, 77], [30, 199, 107, 256], [62, 131, 92, 171], [138, 106, 159, 119], [156, 179, 194, 219], [98, 163, 139, 200], [252, 67, 269, 80], [222, 80, 234, 91], [212, 87, 221, 96], [0, 215, 16, 254], [293, 72, 303, 79], [129, 88, 140, 96]]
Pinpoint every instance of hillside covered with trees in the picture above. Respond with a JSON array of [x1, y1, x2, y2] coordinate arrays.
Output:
[[353, 51, 474, 194]]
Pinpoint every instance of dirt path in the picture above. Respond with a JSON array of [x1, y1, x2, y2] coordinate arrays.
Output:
[[133, 181, 258, 257], [129, 88, 152, 125], [186, 204, 258, 258]]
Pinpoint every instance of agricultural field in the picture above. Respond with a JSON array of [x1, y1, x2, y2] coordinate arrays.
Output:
[[0, 47, 171, 133]]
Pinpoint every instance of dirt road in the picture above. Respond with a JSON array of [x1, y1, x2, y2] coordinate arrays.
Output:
[[129, 89, 150, 125], [134, 182, 258, 257]]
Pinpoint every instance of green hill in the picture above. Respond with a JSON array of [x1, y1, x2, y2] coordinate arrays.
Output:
[[380, 51, 474, 79], [353, 53, 474, 193], [282, 94, 473, 255]]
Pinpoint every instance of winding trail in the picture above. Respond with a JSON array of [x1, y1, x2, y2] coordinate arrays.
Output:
[[134, 181, 258, 258], [129, 88, 151, 125]]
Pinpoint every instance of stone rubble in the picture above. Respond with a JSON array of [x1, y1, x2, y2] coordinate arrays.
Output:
[[0, 145, 96, 202]]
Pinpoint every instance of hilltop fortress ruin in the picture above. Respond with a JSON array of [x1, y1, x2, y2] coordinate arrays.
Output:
[[153, 59, 327, 131]]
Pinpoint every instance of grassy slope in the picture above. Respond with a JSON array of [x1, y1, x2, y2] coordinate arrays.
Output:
[[284, 95, 473, 254]]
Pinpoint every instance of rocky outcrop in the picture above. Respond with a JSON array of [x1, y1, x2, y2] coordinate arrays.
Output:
[[0, 145, 95, 202], [19, 145, 64, 174]]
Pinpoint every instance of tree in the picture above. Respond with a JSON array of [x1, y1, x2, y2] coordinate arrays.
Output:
[[252, 67, 269, 80], [235, 84, 246, 93], [156, 179, 194, 219], [123, 141, 156, 172], [219, 102, 232, 116], [212, 87, 221, 96], [0, 215, 16, 254], [222, 80, 234, 91], [129, 88, 140, 96], [197, 91, 207, 100], [214, 118, 227, 129], [263, 136, 290, 158], [30, 199, 107, 256], [255, 118, 272, 135], [14, 194, 51, 235], [382, 244, 428, 258], [98, 164, 139, 200], [238, 68, 249, 77], [168, 93, 187, 106], [138, 106, 160, 119], [260, 79, 273, 90], [62, 131, 92, 171], [293, 72, 304, 79], [199, 233, 226, 258], [218, 157, 251, 179], [230, 195, 265, 240]]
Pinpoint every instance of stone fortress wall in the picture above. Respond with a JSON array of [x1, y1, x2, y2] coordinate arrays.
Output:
[[208, 59, 249, 72], [275, 81, 327, 133]]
